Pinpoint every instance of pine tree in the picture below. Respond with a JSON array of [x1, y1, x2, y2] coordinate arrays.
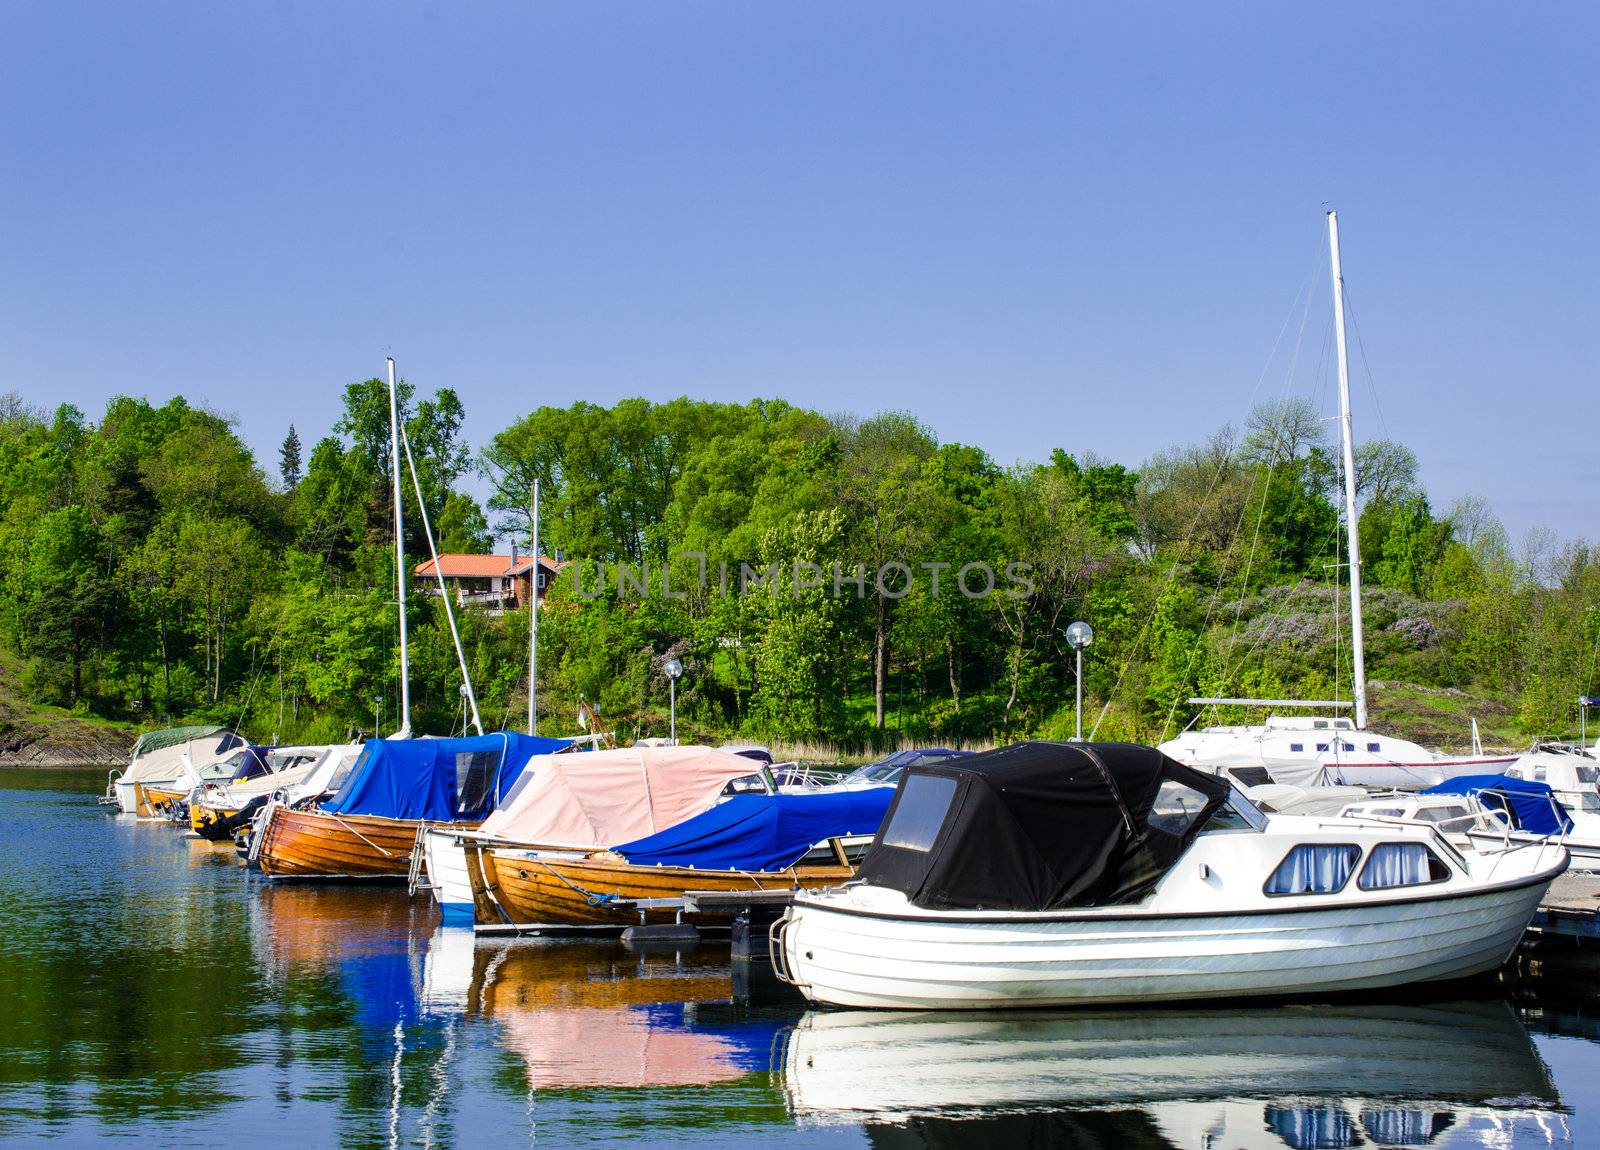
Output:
[[279, 424, 302, 490]]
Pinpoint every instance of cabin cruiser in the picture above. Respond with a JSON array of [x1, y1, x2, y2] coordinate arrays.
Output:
[[773, 741, 1565, 1010], [1158, 714, 1516, 789], [106, 725, 244, 814]]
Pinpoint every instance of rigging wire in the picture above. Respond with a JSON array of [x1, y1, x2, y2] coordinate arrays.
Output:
[[1090, 241, 1324, 739]]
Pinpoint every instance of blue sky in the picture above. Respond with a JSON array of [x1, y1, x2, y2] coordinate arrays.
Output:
[[3, 3, 1595, 543]]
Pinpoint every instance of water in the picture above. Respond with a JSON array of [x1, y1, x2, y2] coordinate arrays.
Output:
[[3, 768, 1599, 1149]]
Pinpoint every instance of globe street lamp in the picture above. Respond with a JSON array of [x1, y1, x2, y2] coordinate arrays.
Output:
[[1065, 621, 1094, 742], [663, 657, 684, 745]]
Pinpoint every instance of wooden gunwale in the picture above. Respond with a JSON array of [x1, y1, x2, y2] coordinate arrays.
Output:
[[257, 807, 478, 879], [470, 846, 852, 927]]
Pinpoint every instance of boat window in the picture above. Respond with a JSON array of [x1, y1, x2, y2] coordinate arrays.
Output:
[[326, 750, 363, 794], [1289, 743, 1304, 753], [1364, 807, 1405, 819], [1333, 719, 1354, 730], [1225, 767, 1274, 788], [1367, 743, 1381, 753], [1342, 743, 1355, 752], [1263, 844, 1360, 895], [1417, 804, 1471, 825], [1575, 766, 1597, 784], [1313, 721, 1330, 730], [1148, 779, 1212, 835], [1358, 843, 1451, 889], [455, 751, 500, 813], [721, 773, 768, 795], [880, 774, 958, 852], [1574, 792, 1600, 814], [1316, 743, 1330, 753]]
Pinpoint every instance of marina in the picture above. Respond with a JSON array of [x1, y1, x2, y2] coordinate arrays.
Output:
[[6, 765, 1600, 1149]]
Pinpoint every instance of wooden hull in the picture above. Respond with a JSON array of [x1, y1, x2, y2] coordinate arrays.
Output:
[[256, 807, 461, 879], [468, 846, 853, 928]]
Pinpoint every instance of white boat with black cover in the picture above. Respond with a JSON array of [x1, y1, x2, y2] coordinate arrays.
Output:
[[773, 741, 1566, 1010]]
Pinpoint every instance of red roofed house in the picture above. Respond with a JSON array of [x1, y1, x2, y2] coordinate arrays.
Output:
[[414, 545, 567, 612]]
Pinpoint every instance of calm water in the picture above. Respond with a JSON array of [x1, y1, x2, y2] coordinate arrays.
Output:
[[3, 769, 1600, 1149]]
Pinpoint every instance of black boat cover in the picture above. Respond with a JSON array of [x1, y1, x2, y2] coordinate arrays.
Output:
[[856, 741, 1232, 912]]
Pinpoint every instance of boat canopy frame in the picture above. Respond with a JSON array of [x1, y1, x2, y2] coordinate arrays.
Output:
[[857, 741, 1233, 913]]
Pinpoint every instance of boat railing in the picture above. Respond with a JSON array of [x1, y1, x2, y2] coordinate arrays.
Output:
[[767, 913, 797, 986], [98, 767, 122, 806]]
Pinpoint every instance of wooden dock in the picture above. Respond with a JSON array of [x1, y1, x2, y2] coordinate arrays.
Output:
[[1530, 872, 1600, 940]]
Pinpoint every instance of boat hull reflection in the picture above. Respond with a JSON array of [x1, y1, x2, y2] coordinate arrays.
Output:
[[783, 999, 1564, 1148]]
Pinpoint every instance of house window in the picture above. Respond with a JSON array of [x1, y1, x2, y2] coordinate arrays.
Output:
[[1264, 844, 1361, 895], [1358, 843, 1451, 889]]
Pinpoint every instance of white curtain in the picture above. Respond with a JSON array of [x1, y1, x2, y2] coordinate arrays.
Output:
[[1358, 843, 1433, 890], [1265, 845, 1359, 895]]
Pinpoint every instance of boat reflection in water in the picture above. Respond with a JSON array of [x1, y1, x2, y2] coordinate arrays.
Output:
[[780, 1000, 1571, 1149], [463, 938, 780, 1090]]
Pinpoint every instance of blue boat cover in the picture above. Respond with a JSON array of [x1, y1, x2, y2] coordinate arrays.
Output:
[[228, 745, 275, 782], [613, 787, 895, 872], [321, 732, 572, 822], [1423, 774, 1574, 835]]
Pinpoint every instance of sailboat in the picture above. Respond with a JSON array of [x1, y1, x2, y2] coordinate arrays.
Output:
[[1158, 212, 1517, 788], [250, 358, 570, 878]]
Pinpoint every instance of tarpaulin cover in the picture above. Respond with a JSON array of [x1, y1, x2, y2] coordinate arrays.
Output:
[[320, 732, 573, 822], [479, 745, 764, 847], [613, 788, 895, 872], [1424, 774, 1574, 835], [857, 741, 1232, 912], [130, 724, 229, 758]]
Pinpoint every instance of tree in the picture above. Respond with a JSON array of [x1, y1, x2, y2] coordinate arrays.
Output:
[[279, 425, 303, 491], [831, 412, 941, 730], [23, 506, 113, 705]]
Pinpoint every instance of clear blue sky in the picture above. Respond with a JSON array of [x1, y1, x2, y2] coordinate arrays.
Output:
[[3, 3, 1595, 543]]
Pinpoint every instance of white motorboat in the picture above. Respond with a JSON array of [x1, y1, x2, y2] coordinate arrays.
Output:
[[773, 740, 1565, 1010], [1160, 715, 1516, 789], [1158, 213, 1515, 788], [778, 999, 1561, 1135], [106, 725, 243, 814]]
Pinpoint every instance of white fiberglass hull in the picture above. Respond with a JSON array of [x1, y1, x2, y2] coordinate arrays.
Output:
[[112, 778, 140, 814], [780, 873, 1557, 1010], [423, 827, 474, 923]]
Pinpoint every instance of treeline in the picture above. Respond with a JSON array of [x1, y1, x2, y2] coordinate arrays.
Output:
[[0, 387, 1595, 749]]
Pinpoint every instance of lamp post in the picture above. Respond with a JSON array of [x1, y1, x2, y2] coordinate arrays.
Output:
[[1065, 621, 1094, 742], [663, 657, 683, 745]]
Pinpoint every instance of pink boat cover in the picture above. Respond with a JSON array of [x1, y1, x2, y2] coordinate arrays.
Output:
[[478, 745, 761, 848]]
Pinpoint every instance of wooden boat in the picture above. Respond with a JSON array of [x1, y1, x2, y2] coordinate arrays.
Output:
[[253, 805, 446, 879], [465, 844, 853, 928]]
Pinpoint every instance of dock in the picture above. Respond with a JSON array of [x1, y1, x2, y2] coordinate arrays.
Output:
[[1530, 872, 1600, 940]]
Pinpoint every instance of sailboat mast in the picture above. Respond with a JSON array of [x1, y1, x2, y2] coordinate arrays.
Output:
[[387, 357, 412, 737], [1327, 211, 1368, 730], [528, 478, 540, 736]]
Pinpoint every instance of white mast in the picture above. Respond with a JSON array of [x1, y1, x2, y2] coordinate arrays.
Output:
[[528, 478, 540, 736], [387, 357, 412, 738], [1327, 211, 1368, 730]]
